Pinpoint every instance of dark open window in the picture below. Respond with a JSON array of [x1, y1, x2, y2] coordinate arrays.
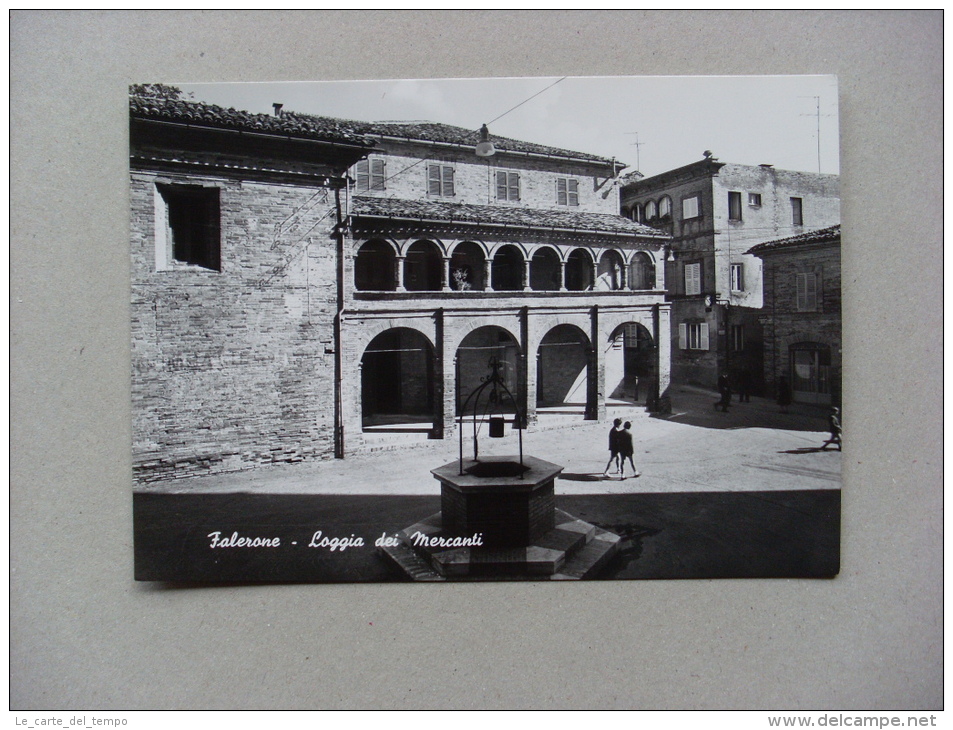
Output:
[[791, 197, 804, 226], [158, 184, 220, 271], [728, 191, 742, 221]]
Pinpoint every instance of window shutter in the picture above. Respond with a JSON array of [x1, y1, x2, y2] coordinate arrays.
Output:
[[556, 178, 567, 205], [568, 179, 578, 206], [797, 273, 817, 310], [442, 166, 454, 196], [679, 323, 687, 350], [496, 171, 508, 200], [205, 191, 221, 271], [428, 165, 441, 195], [509, 172, 520, 200], [370, 159, 385, 190], [685, 263, 701, 296], [806, 272, 817, 310], [700, 323, 710, 350], [355, 160, 369, 191]]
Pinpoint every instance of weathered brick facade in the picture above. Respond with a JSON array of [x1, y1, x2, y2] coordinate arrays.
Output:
[[131, 93, 674, 484], [749, 225, 842, 406], [620, 157, 840, 392]]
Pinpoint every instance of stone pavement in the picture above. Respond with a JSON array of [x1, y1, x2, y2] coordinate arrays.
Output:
[[136, 386, 841, 497]]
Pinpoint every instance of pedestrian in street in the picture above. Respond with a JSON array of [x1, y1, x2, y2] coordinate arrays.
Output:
[[715, 372, 732, 412], [737, 368, 751, 403], [820, 407, 842, 451], [777, 376, 792, 413], [619, 421, 641, 479], [602, 418, 624, 477]]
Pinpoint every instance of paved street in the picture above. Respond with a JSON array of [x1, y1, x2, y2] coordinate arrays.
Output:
[[134, 387, 841, 583], [136, 385, 841, 497]]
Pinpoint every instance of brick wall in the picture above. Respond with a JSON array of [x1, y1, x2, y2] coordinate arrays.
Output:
[[131, 168, 341, 483], [351, 140, 620, 214], [759, 242, 842, 403]]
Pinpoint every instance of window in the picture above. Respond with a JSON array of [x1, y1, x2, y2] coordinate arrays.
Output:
[[644, 199, 657, 220], [730, 263, 744, 292], [791, 197, 803, 226], [631, 203, 642, 222], [658, 195, 672, 220], [679, 322, 710, 350], [748, 192, 762, 206], [496, 171, 520, 201], [730, 324, 746, 352], [796, 272, 819, 311], [427, 164, 455, 197], [684, 262, 702, 296], [790, 345, 832, 403], [556, 178, 579, 206], [682, 195, 700, 220], [355, 158, 385, 191], [156, 183, 220, 271], [728, 191, 743, 221]]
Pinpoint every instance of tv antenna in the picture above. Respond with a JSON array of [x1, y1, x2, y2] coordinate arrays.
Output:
[[799, 96, 834, 173], [624, 132, 645, 172]]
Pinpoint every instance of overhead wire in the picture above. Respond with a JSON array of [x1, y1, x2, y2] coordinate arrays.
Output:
[[361, 77, 570, 192]]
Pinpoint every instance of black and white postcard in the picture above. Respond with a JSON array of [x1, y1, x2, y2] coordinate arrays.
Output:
[[131, 75, 841, 582]]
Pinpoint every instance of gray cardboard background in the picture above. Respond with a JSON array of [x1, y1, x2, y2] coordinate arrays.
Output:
[[10, 10, 942, 710]]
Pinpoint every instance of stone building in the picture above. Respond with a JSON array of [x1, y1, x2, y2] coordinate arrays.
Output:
[[130, 91, 671, 484], [619, 155, 840, 393], [747, 224, 842, 406]]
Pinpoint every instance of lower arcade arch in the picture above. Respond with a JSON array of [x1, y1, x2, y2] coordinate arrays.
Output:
[[605, 322, 658, 405], [536, 325, 593, 415], [455, 326, 521, 416], [361, 328, 436, 428]]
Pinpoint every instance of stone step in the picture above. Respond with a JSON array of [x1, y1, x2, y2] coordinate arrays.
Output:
[[383, 508, 619, 581]]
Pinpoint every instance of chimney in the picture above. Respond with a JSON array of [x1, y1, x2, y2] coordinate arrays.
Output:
[[273, 103, 284, 117]]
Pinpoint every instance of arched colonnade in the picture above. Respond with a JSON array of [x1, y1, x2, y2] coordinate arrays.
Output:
[[353, 238, 660, 293]]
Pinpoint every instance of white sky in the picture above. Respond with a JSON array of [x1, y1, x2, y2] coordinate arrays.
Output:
[[177, 75, 840, 178]]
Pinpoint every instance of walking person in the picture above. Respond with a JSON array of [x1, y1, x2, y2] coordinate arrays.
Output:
[[602, 418, 624, 478], [715, 372, 732, 412], [737, 368, 751, 403], [777, 375, 792, 413], [820, 407, 842, 451], [618, 421, 641, 479]]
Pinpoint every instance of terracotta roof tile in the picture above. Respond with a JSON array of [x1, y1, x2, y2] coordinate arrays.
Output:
[[746, 224, 841, 254], [351, 196, 668, 237], [129, 93, 615, 164], [361, 121, 615, 164], [129, 94, 376, 147]]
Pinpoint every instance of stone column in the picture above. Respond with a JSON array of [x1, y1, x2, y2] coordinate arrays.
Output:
[[522, 257, 531, 292], [395, 256, 406, 292], [432, 308, 445, 439], [656, 303, 672, 407], [520, 306, 535, 427], [559, 260, 567, 292], [483, 258, 493, 292], [442, 257, 453, 292], [587, 305, 606, 421]]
